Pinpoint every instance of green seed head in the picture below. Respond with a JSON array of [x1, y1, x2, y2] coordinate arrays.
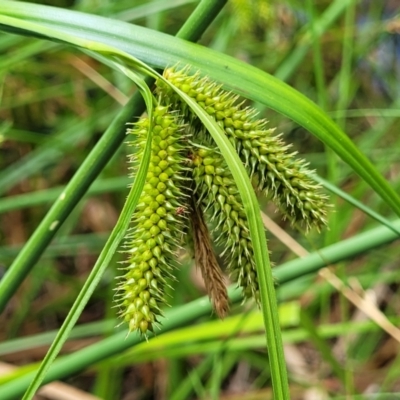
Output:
[[191, 134, 260, 303], [118, 106, 190, 335], [116, 66, 330, 319], [158, 67, 329, 231]]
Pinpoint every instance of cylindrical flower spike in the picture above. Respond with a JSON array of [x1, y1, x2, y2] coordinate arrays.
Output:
[[158, 67, 329, 231], [117, 67, 330, 323], [191, 135, 260, 303], [118, 105, 190, 335]]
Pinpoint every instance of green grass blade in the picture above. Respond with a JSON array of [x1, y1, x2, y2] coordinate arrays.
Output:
[[314, 174, 400, 236], [167, 84, 289, 398], [115, 316, 400, 364], [2, 218, 400, 397], [0, 1, 398, 217], [0, 291, 236, 400], [0, 177, 129, 213]]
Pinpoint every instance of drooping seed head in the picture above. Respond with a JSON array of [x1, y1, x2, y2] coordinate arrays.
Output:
[[118, 105, 191, 335], [158, 67, 329, 231], [191, 133, 260, 304]]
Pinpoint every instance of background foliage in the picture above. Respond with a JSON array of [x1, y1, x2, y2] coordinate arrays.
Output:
[[0, 0, 400, 399]]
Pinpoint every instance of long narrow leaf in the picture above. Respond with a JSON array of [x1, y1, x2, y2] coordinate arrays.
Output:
[[314, 174, 400, 236], [0, 1, 399, 216], [165, 85, 289, 398]]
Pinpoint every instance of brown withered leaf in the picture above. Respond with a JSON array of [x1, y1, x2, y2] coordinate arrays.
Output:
[[190, 196, 229, 318]]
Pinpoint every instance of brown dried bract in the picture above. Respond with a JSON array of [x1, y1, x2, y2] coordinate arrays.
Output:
[[190, 196, 229, 318]]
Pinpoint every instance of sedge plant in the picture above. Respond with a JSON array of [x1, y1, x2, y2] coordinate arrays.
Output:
[[0, 1, 400, 400]]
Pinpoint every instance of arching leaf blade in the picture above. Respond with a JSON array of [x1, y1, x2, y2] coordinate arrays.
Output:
[[0, 1, 398, 217]]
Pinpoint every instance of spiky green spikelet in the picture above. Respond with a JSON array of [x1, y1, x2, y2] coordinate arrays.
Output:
[[191, 134, 260, 303], [158, 67, 328, 231], [118, 105, 190, 335]]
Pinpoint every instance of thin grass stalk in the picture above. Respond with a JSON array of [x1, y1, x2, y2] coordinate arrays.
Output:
[[336, 4, 357, 396], [275, 0, 357, 81], [306, 0, 328, 110], [1, 219, 400, 398]]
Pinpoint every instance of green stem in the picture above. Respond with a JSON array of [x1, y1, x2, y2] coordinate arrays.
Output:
[[2, 218, 400, 399], [306, 0, 328, 110], [0, 293, 232, 400], [175, 0, 226, 41]]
